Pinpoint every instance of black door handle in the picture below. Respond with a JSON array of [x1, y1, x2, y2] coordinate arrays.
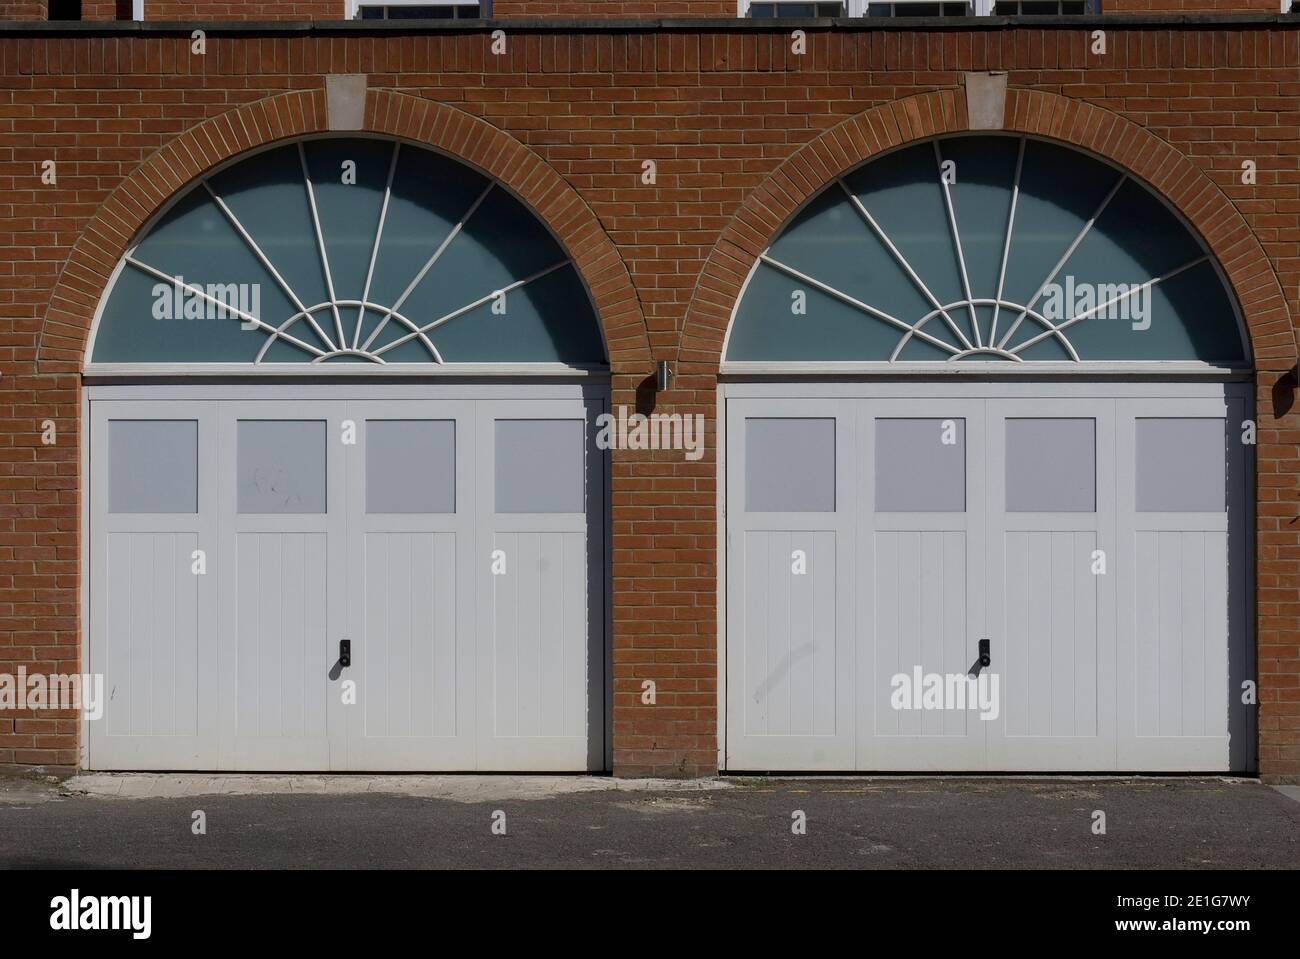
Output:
[[339, 639, 351, 669], [978, 638, 991, 669]]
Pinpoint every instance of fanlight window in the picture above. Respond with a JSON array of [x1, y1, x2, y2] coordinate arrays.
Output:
[[90, 136, 605, 367], [727, 135, 1248, 365]]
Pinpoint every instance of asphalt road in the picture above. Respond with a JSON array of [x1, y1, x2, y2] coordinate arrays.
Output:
[[1, 776, 1297, 870]]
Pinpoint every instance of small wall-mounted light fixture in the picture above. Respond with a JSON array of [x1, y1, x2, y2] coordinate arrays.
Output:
[[655, 360, 673, 392]]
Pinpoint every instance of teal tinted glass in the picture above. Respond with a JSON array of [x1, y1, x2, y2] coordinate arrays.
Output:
[[727, 135, 1247, 365], [207, 143, 330, 311], [92, 137, 605, 366]]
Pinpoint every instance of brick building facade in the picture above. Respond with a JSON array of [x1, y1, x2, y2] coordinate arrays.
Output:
[[0, 5, 1297, 779], [0, 2, 1294, 19]]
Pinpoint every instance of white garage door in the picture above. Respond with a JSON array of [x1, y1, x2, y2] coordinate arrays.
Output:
[[80, 135, 614, 772], [721, 134, 1258, 772], [724, 382, 1254, 772], [86, 385, 607, 771]]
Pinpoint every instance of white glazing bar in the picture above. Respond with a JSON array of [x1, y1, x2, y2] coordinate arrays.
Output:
[[297, 141, 348, 349], [1009, 256, 1209, 355], [124, 256, 325, 358], [760, 253, 961, 356], [374, 260, 573, 356], [836, 178, 975, 352], [989, 136, 1025, 346], [253, 300, 442, 364], [890, 296, 1061, 361], [354, 142, 401, 349], [361, 182, 495, 353], [996, 171, 1127, 350], [202, 180, 338, 354], [934, 141, 981, 347]]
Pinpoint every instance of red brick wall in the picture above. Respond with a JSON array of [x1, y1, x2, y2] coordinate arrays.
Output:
[[1108, 0, 1282, 11], [493, 2, 735, 15], [0, 1, 138, 20], [141, 1, 343, 19], [0, 23, 1297, 778], [84, 1, 129, 19], [0, 0, 114, 18], [138, 1, 736, 20], [0, 2, 45, 20], [495, 1, 1292, 16], [4, 1, 1296, 22]]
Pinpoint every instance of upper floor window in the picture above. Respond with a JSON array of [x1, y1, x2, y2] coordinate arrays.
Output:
[[349, 1, 490, 18], [868, 1, 970, 15], [993, 0, 1093, 12], [48, 0, 81, 19], [746, 2, 846, 14]]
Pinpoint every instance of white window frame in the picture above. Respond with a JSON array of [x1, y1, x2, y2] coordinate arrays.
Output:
[[347, 0, 491, 18]]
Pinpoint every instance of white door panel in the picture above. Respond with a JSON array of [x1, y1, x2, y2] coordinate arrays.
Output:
[[89, 402, 219, 769], [985, 398, 1116, 771], [725, 398, 855, 771], [1115, 396, 1249, 771], [739, 530, 839, 739], [474, 399, 605, 771], [857, 400, 987, 771], [218, 402, 347, 771], [344, 401, 477, 771]]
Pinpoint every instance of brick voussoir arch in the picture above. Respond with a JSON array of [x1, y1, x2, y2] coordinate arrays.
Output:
[[680, 88, 1298, 371], [39, 87, 649, 372]]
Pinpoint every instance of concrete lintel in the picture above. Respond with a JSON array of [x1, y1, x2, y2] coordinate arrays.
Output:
[[326, 74, 368, 132], [965, 71, 1009, 130]]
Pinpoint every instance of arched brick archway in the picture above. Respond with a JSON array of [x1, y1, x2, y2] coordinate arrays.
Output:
[[680, 88, 1297, 370], [675, 87, 1300, 781], [42, 87, 657, 776], [39, 87, 651, 372]]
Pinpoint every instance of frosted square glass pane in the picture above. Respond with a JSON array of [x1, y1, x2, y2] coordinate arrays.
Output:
[[237, 420, 327, 514], [1136, 418, 1225, 512], [745, 418, 835, 513], [366, 420, 455, 514], [1006, 418, 1095, 512], [109, 420, 198, 514], [875, 418, 965, 512], [495, 419, 584, 513]]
